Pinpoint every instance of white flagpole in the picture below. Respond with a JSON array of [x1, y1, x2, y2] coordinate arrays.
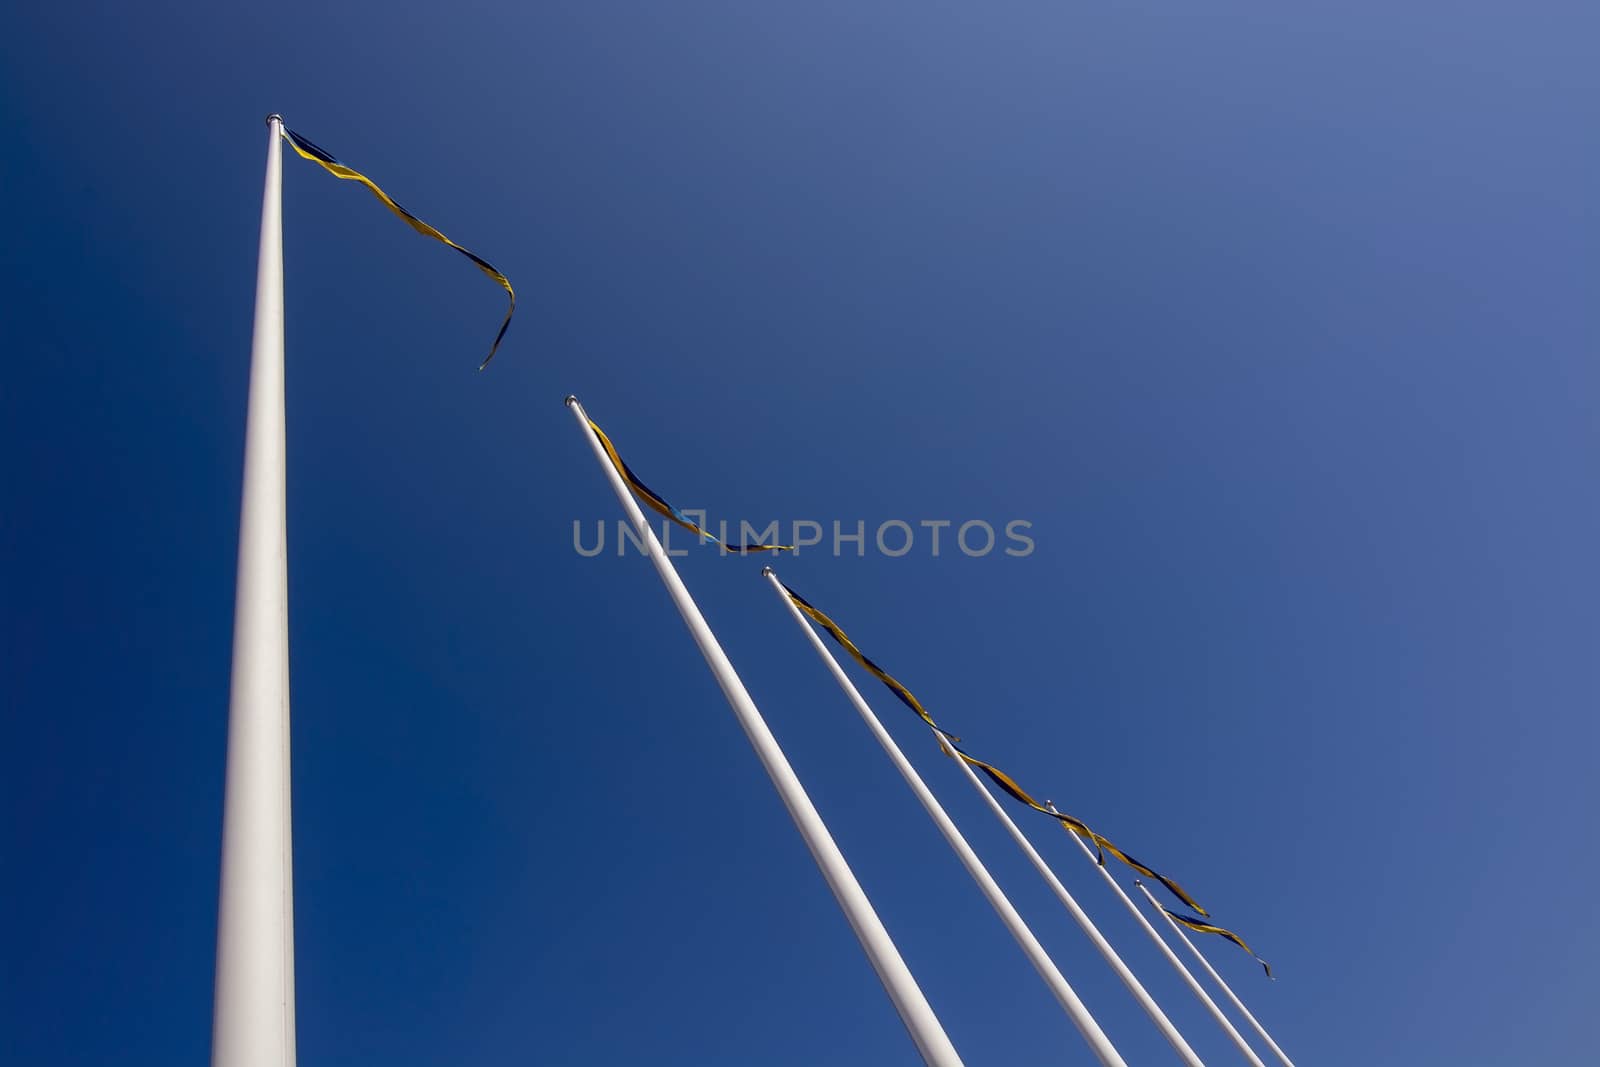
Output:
[[212, 114, 296, 1067], [565, 398, 961, 1067], [1059, 827, 1264, 1067], [938, 746, 1201, 1066], [1135, 882, 1295, 1067], [763, 569, 1128, 1067]]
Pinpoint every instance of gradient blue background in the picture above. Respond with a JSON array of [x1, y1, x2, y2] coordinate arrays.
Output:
[[4, 3, 1595, 1064]]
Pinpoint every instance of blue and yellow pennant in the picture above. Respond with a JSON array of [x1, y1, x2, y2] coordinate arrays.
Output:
[[280, 125, 516, 369], [778, 578, 1210, 917], [588, 419, 793, 554], [1148, 893, 1273, 978]]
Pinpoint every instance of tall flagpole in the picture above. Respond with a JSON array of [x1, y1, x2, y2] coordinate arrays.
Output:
[[565, 398, 961, 1067], [935, 746, 1203, 1067], [1059, 826, 1264, 1067], [213, 114, 296, 1067], [1135, 882, 1295, 1067], [763, 569, 1128, 1067]]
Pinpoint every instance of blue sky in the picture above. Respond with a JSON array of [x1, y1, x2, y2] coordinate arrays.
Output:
[[4, 3, 1596, 1064]]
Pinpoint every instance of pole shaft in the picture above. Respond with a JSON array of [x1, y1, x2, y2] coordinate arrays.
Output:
[[1131, 881, 1268, 1067], [1138, 884, 1295, 1067], [213, 115, 295, 1067], [763, 571, 1126, 1067], [936, 754, 1200, 1066], [565, 399, 961, 1067]]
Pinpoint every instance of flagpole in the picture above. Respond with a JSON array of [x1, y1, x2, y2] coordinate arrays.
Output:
[[930, 743, 1203, 1066], [1135, 883, 1295, 1067], [762, 569, 1128, 1067], [1059, 827, 1265, 1067], [212, 114, 296, 1067], [564, 398, 961, 1067]]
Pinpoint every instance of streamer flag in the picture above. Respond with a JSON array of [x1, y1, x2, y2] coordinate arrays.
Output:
[[280, 125, 516, 369], [947, 743, 1209, 917], [946, 742, 1095, 840], [588, 419, 793, 553], [774, 579, 1209, 914], [778, 581, 955, 738], [1152, 895, 1272, 978]]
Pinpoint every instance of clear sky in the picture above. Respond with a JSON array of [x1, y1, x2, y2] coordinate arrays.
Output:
[[4, 3, 1595, 1065]]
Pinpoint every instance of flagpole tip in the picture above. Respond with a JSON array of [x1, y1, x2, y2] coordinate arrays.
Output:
[[265, 113, 283, 127], [761, 565, 775, 577], [563, 394, 579, 407]]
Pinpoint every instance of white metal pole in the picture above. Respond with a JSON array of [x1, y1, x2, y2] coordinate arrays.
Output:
[[933, 748, 1202, 1066], [1132, 883, 1267, 1062], [1135, 882, 1294, 1067], [763, 569, 1127, 1067], [565, 398, 961, 1067], [1060, 829, 1264, 1067], [213, 114, 296, 1067]]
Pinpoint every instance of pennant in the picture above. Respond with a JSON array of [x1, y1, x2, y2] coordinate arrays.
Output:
[[280, 126, 516, 369], [1088, 832, 1209, 919], [588, 419, 793, 554], [947, 742, 1209, 917], [772, 580, 1207, 916], [779, 582, 955, 738], [1154, 899, 1272, 978]]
